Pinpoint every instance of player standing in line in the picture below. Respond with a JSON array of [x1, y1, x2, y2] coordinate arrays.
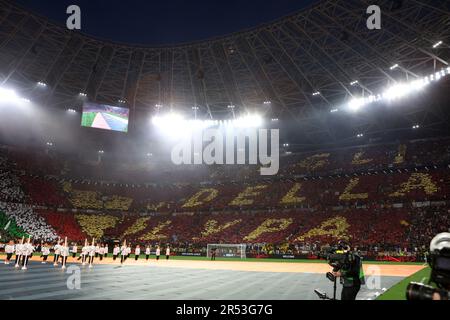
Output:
[[14, 238, 24, 268], [53, 240, 61, 266], [41, 243, 50, 264], [88, 240, 96, 268], [95, 243, 100, 258], [99, 244, 105, 261], [21, 239, 34, 270], [60, 239, 69, 269], [113, 244, 120, 261], [27, 241, 34, 261], [120, 242, 128, 265], [145, 244, 151, 261], [4, 240, 15, 265], [155, 245, 160, 261], [104, 244, 108, 258], [70, 243, 78, 261], [134, 244, 141, 261], [78, 240, 89, 266], [165, 245, 170, 260], [126, 244, 132, 260]]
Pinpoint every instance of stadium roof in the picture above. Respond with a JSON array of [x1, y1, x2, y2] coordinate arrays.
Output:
[[0, 0, 449, 145]]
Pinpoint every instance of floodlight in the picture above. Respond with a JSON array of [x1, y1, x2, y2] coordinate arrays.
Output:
[[347, 98, 366, 112], [390, 64, 399, 70], [435, 72, 442, 81], [383, 84, 410, 101], [410, 79, 428, 91], [152, 112, 184, 127], [0, 88, 19, 102], [0, 87, 33, 106], [432, 41, 442, 48], [232, 114, 263, 128]]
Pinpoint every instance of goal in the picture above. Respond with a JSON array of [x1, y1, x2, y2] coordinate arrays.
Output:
[[207, 244, 246, 259]]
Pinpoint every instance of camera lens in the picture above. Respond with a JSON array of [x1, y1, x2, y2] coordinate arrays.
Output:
[[406, 282, 436, 300]]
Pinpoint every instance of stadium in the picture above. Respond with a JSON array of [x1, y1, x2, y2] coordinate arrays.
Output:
[[0, 0, 449, 302]]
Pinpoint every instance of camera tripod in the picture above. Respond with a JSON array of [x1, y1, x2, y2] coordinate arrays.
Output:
[[314, 272, 338, 300]]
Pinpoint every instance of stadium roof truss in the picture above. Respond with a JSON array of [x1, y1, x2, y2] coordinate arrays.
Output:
[[0, 0, 449, 143]]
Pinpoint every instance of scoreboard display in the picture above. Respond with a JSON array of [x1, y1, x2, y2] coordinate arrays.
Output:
[[81, 102, 129, 133]]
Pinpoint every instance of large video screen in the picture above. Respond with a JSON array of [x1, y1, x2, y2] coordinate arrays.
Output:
[[81, 102, 129, 133]]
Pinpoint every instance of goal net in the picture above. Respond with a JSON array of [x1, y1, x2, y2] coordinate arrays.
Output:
[[207, 244, 247, 259]]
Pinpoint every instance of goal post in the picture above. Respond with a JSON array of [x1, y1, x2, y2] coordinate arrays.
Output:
[[207, 244, 247, 259]]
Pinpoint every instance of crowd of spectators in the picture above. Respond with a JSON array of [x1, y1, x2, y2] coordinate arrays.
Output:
[[0, 202, 58, 241], [0, 137, 448, 259], [0, 156, 25, 203]]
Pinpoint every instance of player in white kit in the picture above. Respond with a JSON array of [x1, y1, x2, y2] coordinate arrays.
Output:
[[41, 243, 50, 264], [4, 240, 15, 265], [155, 245, 160, 261], [165, 245, 171, 260], [113, 244, 120, 261], [21, 240, 34, 270], [70, 243, 78, 260], [53, 240, 62, 266], [145, 245, 151, 261], [134, 245, 141, 261], [14, 239, 24, 268], [60, 243, 70, 269], [88, 242, 96, 268]]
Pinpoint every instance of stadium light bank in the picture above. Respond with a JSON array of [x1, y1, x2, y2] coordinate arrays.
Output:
[[152, 113, 279, 176], [344, 68, 450, 113], [0, 87, 31, 105]]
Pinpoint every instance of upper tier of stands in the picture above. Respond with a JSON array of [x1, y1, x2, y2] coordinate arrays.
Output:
[[3, 137, 450, 185]]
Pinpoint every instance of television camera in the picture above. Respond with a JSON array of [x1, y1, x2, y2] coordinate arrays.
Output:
[[407, 233, 450, 300]]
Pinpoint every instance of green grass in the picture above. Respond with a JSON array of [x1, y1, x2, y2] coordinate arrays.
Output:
[[81, 112, 96, 127], [377, 266, 431, 300]]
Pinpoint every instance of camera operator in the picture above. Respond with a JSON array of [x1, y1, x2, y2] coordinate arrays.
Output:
[[407, 232, 450, 300], [331, 242, 365, 301]]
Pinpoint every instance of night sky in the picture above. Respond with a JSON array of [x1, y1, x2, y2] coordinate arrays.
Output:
[[14, 0, 316, 45]]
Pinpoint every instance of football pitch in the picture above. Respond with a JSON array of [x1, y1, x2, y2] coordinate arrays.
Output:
[[0, 253, 426, 300]]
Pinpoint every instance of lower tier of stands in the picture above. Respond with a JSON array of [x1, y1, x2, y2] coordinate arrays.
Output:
[[1, 202, 447, 259]]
